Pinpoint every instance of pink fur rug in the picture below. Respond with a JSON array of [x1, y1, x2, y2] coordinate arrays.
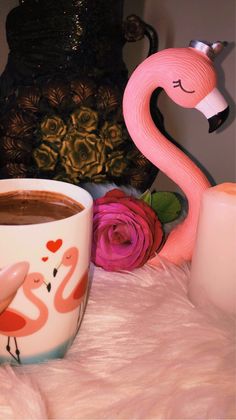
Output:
[[0, 261, 235, 419]]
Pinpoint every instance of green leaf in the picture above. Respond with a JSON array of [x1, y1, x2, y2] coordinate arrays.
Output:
[[151, 192, 182, 223], [139, 189, 152, 207]]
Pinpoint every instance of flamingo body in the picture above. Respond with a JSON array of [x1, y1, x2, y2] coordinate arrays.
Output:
[[73, 271, 88, 300], [0, 273, 48, 337], [0, 310, 26, 332], [0, 272, 50, 363], [123, 44, 228, 265]]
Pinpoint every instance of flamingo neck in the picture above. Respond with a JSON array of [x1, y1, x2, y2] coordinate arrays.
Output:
[[23, 285, 48, 330], [123, 57, 211, 264], [123, 69, 209, 196], [55, 262, 77, 311]]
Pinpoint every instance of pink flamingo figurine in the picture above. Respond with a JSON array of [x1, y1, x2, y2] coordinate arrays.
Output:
[[0, 262, 29, 314], [0, 272, 51, 364], [53, 247, 88, 314], [123, 40, 229, 265]]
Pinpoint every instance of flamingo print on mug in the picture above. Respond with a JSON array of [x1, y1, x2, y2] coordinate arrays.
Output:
[[0, 178, 93, 364]]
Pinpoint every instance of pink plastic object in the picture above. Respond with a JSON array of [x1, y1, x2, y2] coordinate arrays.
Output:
[[123, 41, 229, 265]]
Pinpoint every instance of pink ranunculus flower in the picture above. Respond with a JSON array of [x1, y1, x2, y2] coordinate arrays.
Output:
[[92, 189, 163, 271]]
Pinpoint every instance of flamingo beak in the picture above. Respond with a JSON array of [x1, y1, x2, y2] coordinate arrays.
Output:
[[195, 87, 229, 133], [53, 262, 61, 278], [208, 107, 229, 133], [43, 280, 51, 292]]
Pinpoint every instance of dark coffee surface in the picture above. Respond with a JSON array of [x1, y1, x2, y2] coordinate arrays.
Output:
[[0, 190, 84, 225]]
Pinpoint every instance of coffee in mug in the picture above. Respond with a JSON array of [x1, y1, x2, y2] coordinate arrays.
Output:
[[0, 190, 84, 225]]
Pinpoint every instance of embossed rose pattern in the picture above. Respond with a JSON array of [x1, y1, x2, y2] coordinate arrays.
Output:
[[0, 80, 155, 189]]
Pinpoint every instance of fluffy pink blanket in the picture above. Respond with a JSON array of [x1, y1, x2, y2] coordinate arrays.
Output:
[[0, 262, 235, 419]]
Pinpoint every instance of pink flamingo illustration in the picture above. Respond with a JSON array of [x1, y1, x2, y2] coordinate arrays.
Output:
[[0, 272, 51, 364], [53, 247, 88, 317], [0, 262, 29, 314], [123, 40, 229, 265]]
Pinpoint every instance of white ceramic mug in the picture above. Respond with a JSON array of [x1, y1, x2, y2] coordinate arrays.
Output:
[[0, 178, 93, 364]]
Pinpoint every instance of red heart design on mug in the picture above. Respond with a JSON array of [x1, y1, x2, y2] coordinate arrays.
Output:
[[42, 257, 48, 262], [46, 239, 63, 253]]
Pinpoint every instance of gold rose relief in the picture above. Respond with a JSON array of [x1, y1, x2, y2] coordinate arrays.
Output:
[[105, 151, 129, 178], [59, 130, 105, 179], [70, 107, 98, 133], [40, 116, 67, 140], [0, 86, 157, 189], [101, 122, 123, 152], [33, 143, 58, 171]]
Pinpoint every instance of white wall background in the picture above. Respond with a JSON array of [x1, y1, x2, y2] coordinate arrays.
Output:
[[1, 0, 235, 191]]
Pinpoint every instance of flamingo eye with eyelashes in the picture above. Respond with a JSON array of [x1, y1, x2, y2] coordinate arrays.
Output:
[[172, 79, 195, 94], [34, 278, 40, 283]]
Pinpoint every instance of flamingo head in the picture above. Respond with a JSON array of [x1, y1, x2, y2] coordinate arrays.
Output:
[[53, 246, 78, 277], [155, 40, 229, 132], [24, 273, 51, 292]]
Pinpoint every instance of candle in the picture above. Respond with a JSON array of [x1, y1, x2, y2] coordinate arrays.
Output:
[[189, 183, 236, 315]]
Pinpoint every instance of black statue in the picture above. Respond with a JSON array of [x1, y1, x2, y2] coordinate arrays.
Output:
[[0, 0, 160, 191]]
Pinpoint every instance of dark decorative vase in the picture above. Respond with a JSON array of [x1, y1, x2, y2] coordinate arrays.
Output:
[[0, 0, 159, 191]]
